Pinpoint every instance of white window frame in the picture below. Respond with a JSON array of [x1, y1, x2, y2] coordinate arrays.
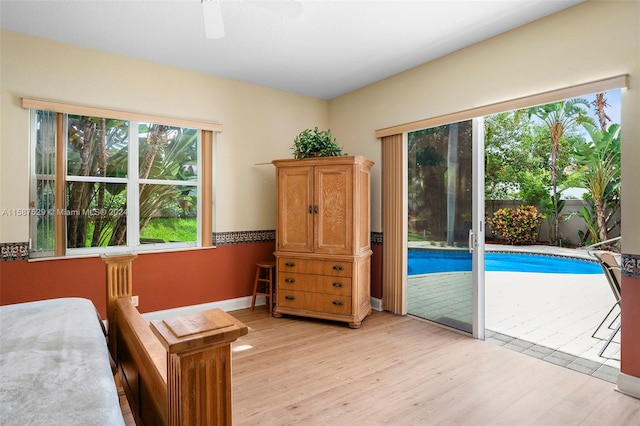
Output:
[[26, 98, 220, 258]]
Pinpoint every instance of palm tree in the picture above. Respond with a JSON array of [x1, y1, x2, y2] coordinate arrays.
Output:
[[592, 93, 612, 132], [527, 99, 593, 244]]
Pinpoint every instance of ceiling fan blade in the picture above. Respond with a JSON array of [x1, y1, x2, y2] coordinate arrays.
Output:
[[202, 0, 225, 39], [248, 1, 302, 18]]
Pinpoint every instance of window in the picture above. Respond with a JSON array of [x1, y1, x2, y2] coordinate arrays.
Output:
[[27, 100, 219, 258]]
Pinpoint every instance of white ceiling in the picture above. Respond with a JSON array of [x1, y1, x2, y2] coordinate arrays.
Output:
[[0, 0, 583, 100]]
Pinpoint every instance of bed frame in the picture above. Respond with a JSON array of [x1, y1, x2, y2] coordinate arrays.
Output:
[[102, 254, 248, 425]]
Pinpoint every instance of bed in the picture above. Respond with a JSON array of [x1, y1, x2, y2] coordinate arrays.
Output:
[[0, 297, 125, 426]]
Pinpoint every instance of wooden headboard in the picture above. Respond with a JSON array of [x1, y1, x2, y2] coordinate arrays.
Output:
[[102, 254, 248, 425]]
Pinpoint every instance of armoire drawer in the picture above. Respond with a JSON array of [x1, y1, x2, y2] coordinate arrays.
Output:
[[278, 258, 352, 277], [278, 273, 351, 296], [277, 290, 352, 315]]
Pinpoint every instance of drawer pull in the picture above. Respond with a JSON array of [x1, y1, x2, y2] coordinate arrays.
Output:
[[285, 295, 295, 301], [332, 300, 344, 306], [333, 282, 343, 288], [285, 262, 295, 267], [333, 265, 344, 271], [285, 278, 295, 283], [309, 205, 313, 214]]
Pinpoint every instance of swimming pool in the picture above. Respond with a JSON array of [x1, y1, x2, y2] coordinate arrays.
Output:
[[407, 250, 602, 275]]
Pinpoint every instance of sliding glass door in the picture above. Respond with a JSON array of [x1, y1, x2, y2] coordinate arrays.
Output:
[[406, 118, 485, 337]]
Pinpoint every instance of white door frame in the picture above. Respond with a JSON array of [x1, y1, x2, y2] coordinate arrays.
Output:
[[472, 117, 486, 340]]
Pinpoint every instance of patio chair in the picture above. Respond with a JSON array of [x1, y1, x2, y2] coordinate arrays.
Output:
[[592, 251, 622, 357]]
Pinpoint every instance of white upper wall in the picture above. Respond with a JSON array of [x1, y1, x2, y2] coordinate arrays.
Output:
[[0, 30, 328, 242], [328, 0, 639, 253]]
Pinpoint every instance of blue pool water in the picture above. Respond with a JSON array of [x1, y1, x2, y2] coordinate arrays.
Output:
[[407, 250, 602, 275]]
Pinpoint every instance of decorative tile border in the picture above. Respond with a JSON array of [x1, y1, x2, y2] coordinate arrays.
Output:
[[0, 242, 29, 261], [214, 230, 384, 246], [621, 253, 640, 279], [213, 230, 275, 246]]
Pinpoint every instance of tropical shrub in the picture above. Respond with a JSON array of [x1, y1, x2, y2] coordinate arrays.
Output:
[[487, 205, 543, 245]]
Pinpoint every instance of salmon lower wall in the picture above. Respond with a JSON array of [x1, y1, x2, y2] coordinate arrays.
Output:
[[1, 243, 274, 318], [1, 254, 107, 314], [621, 272, 640, 379], [0, 241, 383, 318]]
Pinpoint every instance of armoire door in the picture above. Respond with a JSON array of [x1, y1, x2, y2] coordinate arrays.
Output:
[[314, 164, 353, 255], [276, 165, 314, 253]]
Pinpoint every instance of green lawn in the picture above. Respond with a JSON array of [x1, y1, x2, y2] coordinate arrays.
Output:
[[140, 217, 197, 243]]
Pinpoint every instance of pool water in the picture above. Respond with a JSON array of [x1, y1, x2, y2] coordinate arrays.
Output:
[[407, 250, 602, 275]]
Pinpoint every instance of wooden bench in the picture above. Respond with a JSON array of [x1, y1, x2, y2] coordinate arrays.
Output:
[[102, 254, 248, 425]]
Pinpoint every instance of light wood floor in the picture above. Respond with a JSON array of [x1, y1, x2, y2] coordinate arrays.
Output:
[[122, 308, 640, 425]]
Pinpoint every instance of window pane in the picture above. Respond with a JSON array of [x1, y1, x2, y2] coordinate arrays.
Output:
[[32, 110, 57, 256], [34, 180, 56, 253], [139, 184, 197, 244], [35, 110, 57, 178], [65, 182, 128, 248], [139, 124, 198, 181], [408, 122, 473, 245], [67, 115, 129, 178]]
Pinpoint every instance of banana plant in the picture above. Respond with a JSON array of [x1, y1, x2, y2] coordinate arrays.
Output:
[[572, 123, 621, 244]]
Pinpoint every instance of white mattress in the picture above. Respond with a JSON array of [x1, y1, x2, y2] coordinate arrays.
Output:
[[0, 297, 125, 425]]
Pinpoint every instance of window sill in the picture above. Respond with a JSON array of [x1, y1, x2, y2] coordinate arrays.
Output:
[[28, 244, 217, 262]]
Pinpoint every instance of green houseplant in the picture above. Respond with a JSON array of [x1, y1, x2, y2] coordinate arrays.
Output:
[[291, 127, 346, 159]]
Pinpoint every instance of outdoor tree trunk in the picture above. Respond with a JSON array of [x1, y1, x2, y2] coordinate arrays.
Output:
[[67, 117, 97, 248], [549, 122, 563, 244], [593, 93, 611, 132]]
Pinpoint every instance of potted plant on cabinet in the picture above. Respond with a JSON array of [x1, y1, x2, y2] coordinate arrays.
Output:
[[291, 127, 347, 159]]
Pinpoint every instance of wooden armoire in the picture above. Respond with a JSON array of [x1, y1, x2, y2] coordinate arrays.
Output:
[[272, 155, 374, 328]]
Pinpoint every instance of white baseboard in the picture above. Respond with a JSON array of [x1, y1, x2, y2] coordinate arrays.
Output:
[[617, 372, 640, 400], [142, 295, 264, 323], [142, 295, 383, 323]]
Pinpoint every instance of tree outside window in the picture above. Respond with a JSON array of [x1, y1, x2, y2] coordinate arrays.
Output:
[[31, 111, 202, 257]]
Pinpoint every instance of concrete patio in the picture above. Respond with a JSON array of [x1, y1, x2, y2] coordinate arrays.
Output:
[[485, 270, 620, 382], [408, 244, 621, 383]]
